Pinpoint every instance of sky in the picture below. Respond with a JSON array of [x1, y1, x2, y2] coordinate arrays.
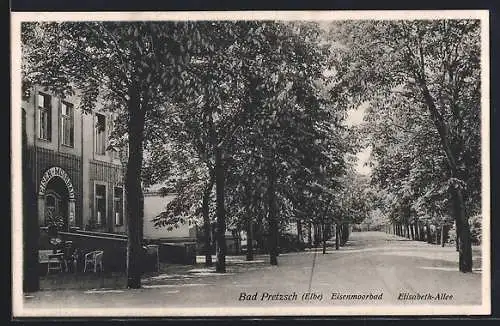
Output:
[[345, 102, 372, 176]]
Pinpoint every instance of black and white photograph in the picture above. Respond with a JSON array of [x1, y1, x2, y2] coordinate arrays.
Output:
[[11, 10, 490, 317]]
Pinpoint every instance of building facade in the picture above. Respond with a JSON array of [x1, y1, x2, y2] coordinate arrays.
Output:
[[143, 189, 197, 241], [22, 86, 127, 234]]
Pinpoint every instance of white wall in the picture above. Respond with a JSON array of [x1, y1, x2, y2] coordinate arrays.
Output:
[[143, 193, 193, 240]]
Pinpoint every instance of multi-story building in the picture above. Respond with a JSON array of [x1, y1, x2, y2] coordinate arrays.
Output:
[[22, 86, 127, 234]]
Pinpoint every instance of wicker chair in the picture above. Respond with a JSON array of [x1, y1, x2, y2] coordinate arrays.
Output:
[[83, 250, 104, 273]]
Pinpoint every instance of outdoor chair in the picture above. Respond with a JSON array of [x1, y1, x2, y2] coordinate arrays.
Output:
[[47, 252, 64, 275], [83, 250, 104, 273]]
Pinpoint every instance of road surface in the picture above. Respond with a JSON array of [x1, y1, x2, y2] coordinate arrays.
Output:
[[20, 231, 484, 314]]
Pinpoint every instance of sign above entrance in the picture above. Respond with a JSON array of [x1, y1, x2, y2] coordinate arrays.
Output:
[[39, 166, 75, 200]]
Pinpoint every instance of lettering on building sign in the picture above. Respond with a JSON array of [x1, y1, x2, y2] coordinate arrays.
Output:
[[38, 166, 76, 200]]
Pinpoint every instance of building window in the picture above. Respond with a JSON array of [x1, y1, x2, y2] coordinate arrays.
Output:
[[60, 102, 74, 147], [38, 93, 51, 141], [95, 184, 107, 225], [109, 118, 120, 160], [95, 113, 106, 155], [114, 187, 124, 226]]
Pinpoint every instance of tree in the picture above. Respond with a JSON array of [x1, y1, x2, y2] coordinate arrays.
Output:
[[22, 21, 204, 287], [330, 20, 481, 272]]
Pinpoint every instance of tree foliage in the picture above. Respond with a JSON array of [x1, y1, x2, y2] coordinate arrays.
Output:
[[329, 19, 481, 271]]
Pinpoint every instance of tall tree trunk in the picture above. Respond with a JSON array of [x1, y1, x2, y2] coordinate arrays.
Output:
[[234, 226, 241, 254], [244, 183, 255, 261], [313, 223, 319, 246], [126, 85, 145, 289], [246, 220, 254, 261], [322, 222, 326, 254], [23, 109, 39, 292], [307, 221, 312, 248], [443, 224, 449, 245], [340, 223, 349, 246], [335, 223, 340, 250], [441, 224, 445, 247], [452, 187, 472, 272], [267, 164, 278, 266], [256, 214, 264, 253], [297, 219, 303, 243], [202, 175, 214, 267], [417, 71, 472, 272], [211, 222, 216, 253], [426, 223, 432, 244], [206, 104, 227, 273], [214, 145, 226, 273]]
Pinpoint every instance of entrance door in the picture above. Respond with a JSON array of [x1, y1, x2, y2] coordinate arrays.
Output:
[[44, 177, 69, 231], [45, 192, 59, 223]]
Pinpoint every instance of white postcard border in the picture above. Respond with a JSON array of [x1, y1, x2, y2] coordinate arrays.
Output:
[[11, 9, 491, 317]]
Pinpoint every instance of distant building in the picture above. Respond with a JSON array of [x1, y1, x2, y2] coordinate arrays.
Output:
[[142, 186, 236, 254], [143, 187, 197, 242], [22, 86, 126, 234]]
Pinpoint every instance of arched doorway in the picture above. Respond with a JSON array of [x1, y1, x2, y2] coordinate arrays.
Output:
[[38, 167, 76, 231], [44, 177, 69, 230]]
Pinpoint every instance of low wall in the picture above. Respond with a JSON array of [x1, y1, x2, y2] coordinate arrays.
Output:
[[59, 231, 128, 272], [148, 241, 197, 265], [57, 231, 196, 271]]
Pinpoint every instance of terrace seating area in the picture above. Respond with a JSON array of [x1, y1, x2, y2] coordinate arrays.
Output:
[[38, 229, 192, 276], [38, 241, 107, 275]]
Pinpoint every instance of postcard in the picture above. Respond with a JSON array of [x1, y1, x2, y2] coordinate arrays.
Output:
[[11, 10, 490, 317]]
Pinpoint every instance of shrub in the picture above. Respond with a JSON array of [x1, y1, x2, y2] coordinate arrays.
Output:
[[469, 215, 482, 245], [279, 233, 305, 252], [446, 215, 481, 246]]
